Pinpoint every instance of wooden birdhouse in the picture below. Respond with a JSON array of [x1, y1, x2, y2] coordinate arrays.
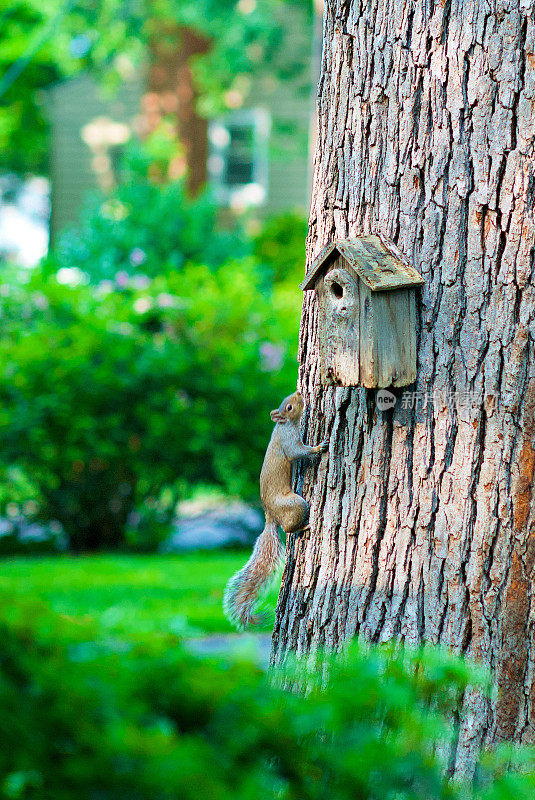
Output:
[[300, 234, 424, 388]]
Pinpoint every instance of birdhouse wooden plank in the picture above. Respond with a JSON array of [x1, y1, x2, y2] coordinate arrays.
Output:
[[301, 234, 423, 389]]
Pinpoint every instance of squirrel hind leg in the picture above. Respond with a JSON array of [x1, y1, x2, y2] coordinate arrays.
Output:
[[275, 493, 309, 534]]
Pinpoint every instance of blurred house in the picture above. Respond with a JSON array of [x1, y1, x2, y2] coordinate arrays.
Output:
[[46, 4, 313, 240]]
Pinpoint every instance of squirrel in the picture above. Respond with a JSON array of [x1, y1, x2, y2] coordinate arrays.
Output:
[[223, 390, 328, 629]]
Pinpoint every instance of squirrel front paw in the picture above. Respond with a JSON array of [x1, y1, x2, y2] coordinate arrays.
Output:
[[317, 439, 329, 453]]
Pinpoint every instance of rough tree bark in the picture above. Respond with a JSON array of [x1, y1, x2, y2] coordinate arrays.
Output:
[[271, 0, 535, 778]]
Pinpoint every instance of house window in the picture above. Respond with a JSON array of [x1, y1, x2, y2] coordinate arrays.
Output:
[[208, 108, 270, 208]]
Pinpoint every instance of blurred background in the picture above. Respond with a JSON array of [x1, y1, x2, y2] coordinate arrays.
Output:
[[0, 0, 322, 568], [0, 3, 330, 793], [0, 0, 321, 729]]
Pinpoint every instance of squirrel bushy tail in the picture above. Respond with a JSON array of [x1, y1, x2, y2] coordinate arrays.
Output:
[[223, 513, 284, 629]]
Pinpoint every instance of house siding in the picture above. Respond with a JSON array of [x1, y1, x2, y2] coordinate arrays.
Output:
[[47, 73, 145, 240], [47, 6, 312, 239]]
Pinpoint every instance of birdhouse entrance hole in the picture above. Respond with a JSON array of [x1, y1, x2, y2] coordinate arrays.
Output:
[[330, 281, 343, 299]]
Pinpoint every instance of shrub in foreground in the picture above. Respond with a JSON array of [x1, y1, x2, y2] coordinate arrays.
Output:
[[1, 605, 535, 799]]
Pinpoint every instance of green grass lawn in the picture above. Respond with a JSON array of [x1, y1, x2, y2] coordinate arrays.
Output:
[[0, 552, 280, 639]]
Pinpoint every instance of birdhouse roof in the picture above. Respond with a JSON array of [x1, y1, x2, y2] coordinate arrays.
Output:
[[300, 234, 425, 292]]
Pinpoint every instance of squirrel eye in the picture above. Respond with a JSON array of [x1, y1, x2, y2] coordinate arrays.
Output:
[[286, 404, 293, 411]]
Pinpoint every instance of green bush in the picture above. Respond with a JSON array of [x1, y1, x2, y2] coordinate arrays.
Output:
[[1, 605, 535, 800], [49, 177, 248, 284], [253, 211, 308, 286], [0, 262, 297, 550], [46, 153, 307, 291], [0, 163, 307, 550]]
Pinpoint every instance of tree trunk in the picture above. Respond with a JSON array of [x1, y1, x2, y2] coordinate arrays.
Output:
[[147, 25, 210, 193], [271, 0, 535, 778]]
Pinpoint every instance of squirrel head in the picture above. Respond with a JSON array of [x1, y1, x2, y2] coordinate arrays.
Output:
[[270, 391, 304, 424]]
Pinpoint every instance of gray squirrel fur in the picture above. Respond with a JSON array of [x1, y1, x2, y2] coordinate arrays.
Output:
[[223, 390, 328, 628]]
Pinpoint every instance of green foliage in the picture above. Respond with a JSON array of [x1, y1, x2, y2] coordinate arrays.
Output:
[[49, 174, 248, 283], [253, 210, 308, 285], [0, 165, 305, 551], [0, 1, 65, 173], [0, 255, 297, 549], [1, 603, 535, 800], [0, 0, 312, 174]]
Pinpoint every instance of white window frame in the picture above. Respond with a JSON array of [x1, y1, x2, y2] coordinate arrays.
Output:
[[207, 108, 270, 209]]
